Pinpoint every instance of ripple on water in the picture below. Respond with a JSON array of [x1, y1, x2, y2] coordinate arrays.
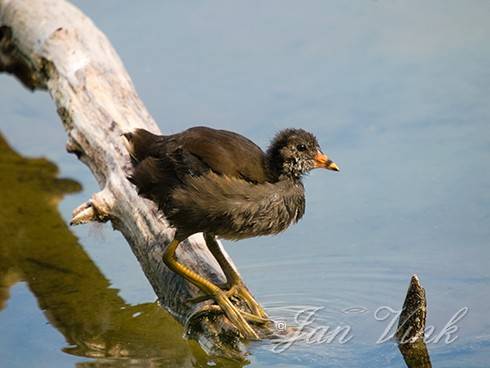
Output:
[[244, 255, 409, 313]]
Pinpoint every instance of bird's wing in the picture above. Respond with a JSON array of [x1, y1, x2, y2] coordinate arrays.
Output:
[[167, 126, 269, 184]]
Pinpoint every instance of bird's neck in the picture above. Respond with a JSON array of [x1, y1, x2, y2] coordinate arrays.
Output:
[[265, 152, 303, 182]]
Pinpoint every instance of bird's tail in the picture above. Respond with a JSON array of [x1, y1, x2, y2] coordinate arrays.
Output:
[[123, 129, 172, 208]]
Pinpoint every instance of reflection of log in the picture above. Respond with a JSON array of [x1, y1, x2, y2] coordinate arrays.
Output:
[[0, 0, 268, 357], [398, 340, 432, 368], [0, 133, 237, 367], [396, 275, 432, 368]]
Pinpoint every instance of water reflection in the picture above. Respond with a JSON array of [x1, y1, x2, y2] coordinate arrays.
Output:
[[1, 0, 489, 366], [0, 129, 433, 368], [398, 341, 431, 368], [0, 133, 242, 368]]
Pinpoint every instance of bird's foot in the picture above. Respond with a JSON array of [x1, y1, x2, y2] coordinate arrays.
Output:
[[225, 283, 269, 322], [186, 283, 269, 325], [190, 290, 260, 339], [214, 289, 261, 339]]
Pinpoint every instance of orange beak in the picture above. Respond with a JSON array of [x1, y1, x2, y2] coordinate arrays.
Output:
[[314, 151, 340, 171]]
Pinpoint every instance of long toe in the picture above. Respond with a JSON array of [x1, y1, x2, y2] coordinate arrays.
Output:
[[186, 289, 266, 336], [227, 284, 269, 321], [213, 290, 260, 339]]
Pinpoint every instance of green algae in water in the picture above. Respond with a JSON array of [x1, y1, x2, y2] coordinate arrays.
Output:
[[0, 133, 238, 367]]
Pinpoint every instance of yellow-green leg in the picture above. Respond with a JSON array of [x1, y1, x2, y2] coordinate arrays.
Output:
[[204, 233, 269, 321], [163, 238, 259, 339]]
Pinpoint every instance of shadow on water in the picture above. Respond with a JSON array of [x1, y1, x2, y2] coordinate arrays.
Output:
[[0, 132, 244, 368]]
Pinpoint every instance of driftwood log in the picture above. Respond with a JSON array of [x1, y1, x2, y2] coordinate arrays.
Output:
[[0, 0, 270, 358], [1, 0, 437, 363]]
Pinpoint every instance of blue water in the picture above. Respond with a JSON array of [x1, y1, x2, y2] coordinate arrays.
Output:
[[1, 1, 489, 367]]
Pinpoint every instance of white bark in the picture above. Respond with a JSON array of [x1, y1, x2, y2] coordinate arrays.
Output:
[[0, 0, 267, 357]]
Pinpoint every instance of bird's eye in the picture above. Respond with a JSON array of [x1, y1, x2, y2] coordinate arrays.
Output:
[[296, 144, 307, 152]]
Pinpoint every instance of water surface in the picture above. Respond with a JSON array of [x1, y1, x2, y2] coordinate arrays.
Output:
[[0, 1, 489, 367]]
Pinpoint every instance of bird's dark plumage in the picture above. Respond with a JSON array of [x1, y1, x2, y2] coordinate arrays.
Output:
[[123, 125, 339, 338], [124, 126, 337, 240]]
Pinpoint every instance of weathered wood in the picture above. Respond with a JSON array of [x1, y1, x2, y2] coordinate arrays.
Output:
[[397, 275, 432, 368], [396, 275, 427, 343], [0, 0, 268, 357]]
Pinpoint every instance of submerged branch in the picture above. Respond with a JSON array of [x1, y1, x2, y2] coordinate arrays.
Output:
[[397, 275, 432, 368]]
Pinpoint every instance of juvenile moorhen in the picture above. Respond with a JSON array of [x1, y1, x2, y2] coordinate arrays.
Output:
[[123, 126, 339, 338]]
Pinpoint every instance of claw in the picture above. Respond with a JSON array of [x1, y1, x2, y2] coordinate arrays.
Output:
[[226, 284, 269, 321], [213, 290, 259, 339], [187, 290, 269, 325], [187, 292, 259, 338]]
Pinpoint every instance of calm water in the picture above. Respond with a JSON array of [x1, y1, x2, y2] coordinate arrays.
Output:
[[1, 1, 489, 367]]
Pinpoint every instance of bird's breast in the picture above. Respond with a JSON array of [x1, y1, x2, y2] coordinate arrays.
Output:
[[168, 173, 305, 240]]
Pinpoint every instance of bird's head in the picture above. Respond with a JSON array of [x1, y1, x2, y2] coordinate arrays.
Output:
[[266, 128, 339, 180]]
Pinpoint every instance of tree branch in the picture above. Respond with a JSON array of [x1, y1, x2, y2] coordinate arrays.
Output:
[[0, 0, 269, 357]]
